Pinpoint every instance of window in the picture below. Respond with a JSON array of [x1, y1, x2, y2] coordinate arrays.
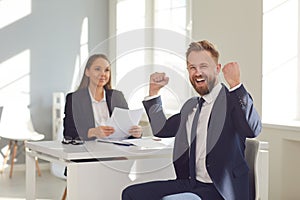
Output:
[[110, 0, 191, 113], [262, 0, 300, 126]]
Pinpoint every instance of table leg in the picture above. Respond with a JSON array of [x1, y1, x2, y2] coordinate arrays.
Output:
[[26, 150, 36, 200]]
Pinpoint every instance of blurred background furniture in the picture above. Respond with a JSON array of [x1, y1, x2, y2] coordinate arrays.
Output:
[[51, 92, 66, 179], [0, 106, 3, 121], [0, 105, 45, 178], [51, 92, 67, 200]]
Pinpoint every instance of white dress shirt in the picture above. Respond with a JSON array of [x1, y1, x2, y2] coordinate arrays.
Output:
[[88, 88, 109, 127]]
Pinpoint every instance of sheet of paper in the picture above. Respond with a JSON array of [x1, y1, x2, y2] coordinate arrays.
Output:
[[105, 107, 144, 140], [123, 137, 175, 149]]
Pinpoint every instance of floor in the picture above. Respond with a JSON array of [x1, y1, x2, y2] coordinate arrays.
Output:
[[0, 167, 66, 200]]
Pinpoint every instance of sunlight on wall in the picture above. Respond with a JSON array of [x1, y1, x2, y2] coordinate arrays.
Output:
[[0, 0, 32, 29], [80, 17, 89, 63], [70, 17, 89, 91], [0, 49, 30, 106]]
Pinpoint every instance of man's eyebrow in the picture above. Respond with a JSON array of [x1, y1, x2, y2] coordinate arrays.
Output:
[[199, 62, 209, 66], [187, 61, 209, 66]]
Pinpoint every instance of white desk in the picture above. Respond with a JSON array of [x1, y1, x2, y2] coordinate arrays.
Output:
[[26, 140, 175, 200]]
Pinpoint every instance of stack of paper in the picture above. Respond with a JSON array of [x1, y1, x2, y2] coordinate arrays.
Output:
[[123, 137, 175, 149], [105, 107, 144, 139]]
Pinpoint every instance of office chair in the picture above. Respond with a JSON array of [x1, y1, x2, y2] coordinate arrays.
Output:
[[161, 138, 269, 200], [245, 138, 269, 200], [0, 106, 3, 122], [0, 105, 45, 178]]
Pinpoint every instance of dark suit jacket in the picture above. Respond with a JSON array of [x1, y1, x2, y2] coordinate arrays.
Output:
[[63, 88, 128, 141], [142, 84, 262, 200]]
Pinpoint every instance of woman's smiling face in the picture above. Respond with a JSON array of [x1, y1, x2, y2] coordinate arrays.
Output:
[[85, 57, 111, 88]]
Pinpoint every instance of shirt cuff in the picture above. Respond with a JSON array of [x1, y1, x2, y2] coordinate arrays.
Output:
[[229, 83, 242, 92], [144, 94, 160, 101]]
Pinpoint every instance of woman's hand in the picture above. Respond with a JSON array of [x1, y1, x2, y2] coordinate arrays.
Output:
[[129, 125, 142, 138], [88, 126, 115, 138]]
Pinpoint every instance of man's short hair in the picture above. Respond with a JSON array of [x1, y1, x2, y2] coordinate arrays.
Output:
[[186, 40, 220, 64]]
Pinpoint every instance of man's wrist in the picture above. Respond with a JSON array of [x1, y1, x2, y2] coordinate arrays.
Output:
[[149, 89, 159, 96], [144, 94, 160, 101], [229, 83, 242, 92]]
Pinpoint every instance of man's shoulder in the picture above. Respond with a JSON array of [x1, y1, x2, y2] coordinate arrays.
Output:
[[182, 97, 198, 107]]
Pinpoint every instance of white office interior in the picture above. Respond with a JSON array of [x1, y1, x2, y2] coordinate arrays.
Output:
[[0, 0, 299, 199]]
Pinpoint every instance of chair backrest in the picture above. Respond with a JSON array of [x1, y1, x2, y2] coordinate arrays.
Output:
[[245, 138, 269, 200], [245, 138, 260, 200], [0, 104, 44, 141], [0, 106, 3, 122]]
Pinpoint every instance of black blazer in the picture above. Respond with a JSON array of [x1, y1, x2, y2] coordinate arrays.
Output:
[[142, 84, 262, 200], [63, 88, 128, 140]]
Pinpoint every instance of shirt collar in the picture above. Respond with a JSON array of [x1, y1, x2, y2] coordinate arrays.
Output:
[[200, 83, 222, 104], [88, 88, 106, 103]]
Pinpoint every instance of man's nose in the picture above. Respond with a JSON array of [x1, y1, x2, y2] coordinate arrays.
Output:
[[194, 66, 204, 74]]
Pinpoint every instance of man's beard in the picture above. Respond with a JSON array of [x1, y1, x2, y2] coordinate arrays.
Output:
[[190, 76, 216, 96]]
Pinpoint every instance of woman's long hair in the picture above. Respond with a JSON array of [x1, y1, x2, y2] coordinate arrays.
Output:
[[77, 54, 112, 90]]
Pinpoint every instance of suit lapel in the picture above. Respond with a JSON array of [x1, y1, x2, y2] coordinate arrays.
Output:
[[105, 89, 113, 116], [206, 85, 227, 155], [173, 97, 198, 161], [73, 88, 95, 128]]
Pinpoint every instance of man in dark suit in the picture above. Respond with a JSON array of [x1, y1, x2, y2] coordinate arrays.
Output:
[[122, 40, 262, 200]]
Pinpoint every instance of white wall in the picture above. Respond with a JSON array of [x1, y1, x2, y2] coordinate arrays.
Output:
[[0, 0, 109, 163], [0, 0, 109, 140], [191, 0, 262, 114]]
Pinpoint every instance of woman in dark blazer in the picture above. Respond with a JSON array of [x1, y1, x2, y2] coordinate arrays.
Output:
[[63, 54, 142, 141]]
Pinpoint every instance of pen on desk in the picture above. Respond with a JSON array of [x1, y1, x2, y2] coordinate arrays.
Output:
[[152, 137, 161, 141], [112, 142, 133, 146]]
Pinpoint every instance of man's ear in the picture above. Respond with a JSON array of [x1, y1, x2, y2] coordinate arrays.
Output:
[[216, 63, 221, 73]]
